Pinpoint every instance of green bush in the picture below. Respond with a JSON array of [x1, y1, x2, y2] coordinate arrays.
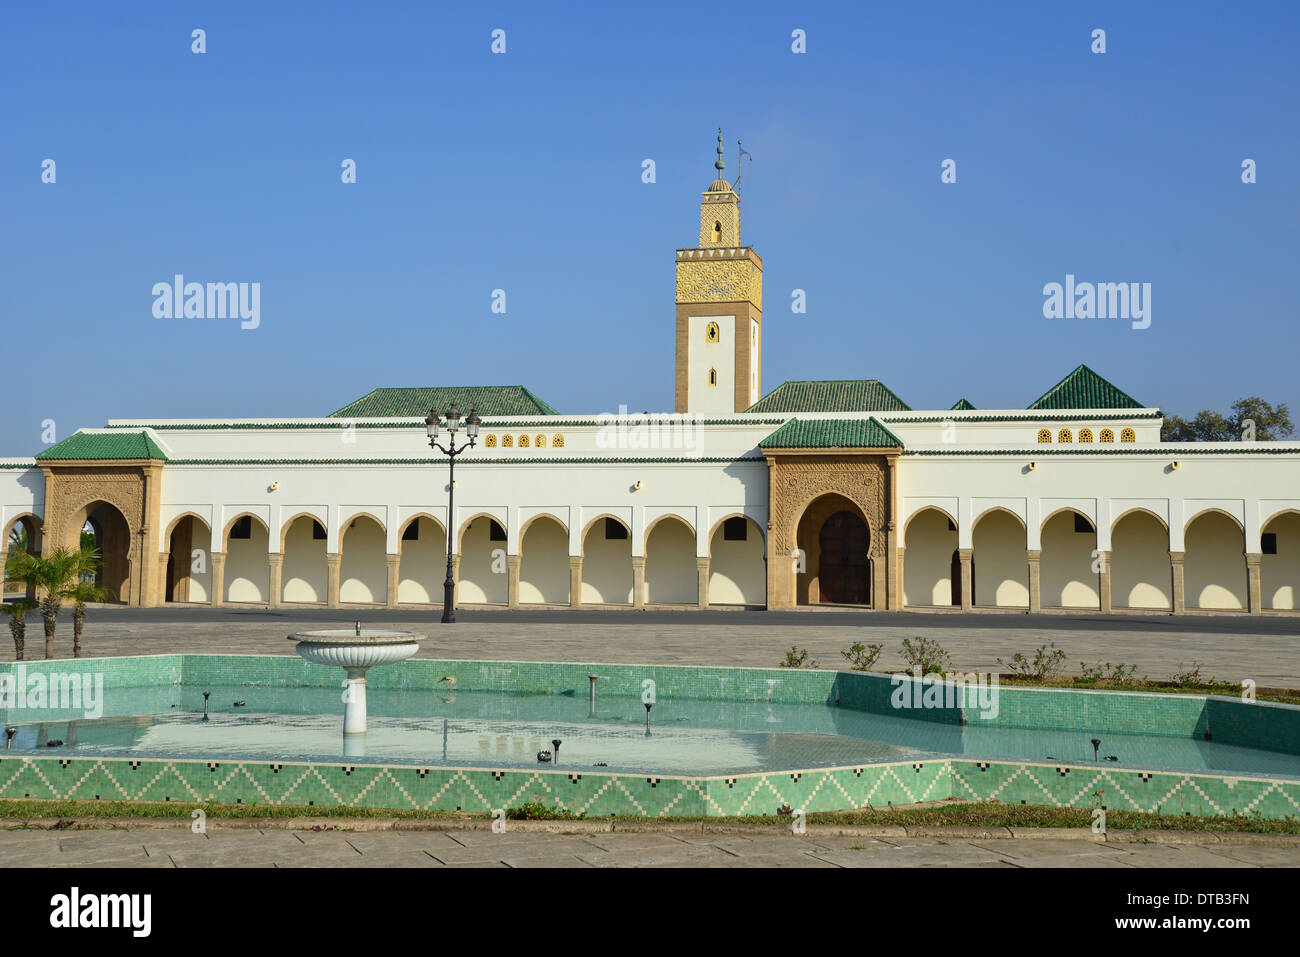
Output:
[[840, 641, 883, 672], [899, 636, 952, 675], [780, 645, 818, 669], [997, 642, 1066, 680]]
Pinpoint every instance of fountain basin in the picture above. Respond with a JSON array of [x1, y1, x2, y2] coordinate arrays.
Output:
[[289, 630, 422, 742]]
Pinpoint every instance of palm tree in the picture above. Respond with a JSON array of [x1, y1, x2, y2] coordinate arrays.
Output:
[[61, 580, 114, 658], [0, 599, 35, 660], [7, 546, 101, 659]]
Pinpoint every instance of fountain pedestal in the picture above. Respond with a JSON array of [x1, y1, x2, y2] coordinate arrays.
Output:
[[289, 630, 423, 750]]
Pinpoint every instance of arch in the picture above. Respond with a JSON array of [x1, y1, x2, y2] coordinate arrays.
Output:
[[73, 501, 132, 603], [1039, 508, 1099, 609], [706, 514, 765, 605], [397, 516, 447, 604], [1037, 429, 1052, 443], [219, 511, 270, 603], [1111, 509, 1171, 610], [643, 512, 695, 547], [1120, 428, 1136, 443], [222, 511, 269, 546], [1109, 506, 1169, 536], [645, 515, 696, 604], [457, 514, 507, 604], [1058, 429, 1072, 443], [164, 511, 209, 546], [1078, 428, 1094, 443], [971, 508, 1027, 607], [165, 514, 213, 603], [519, 514, 569, 604], [338, 508, 386, 534], [277, 511, 325, 553], [1099, 428, 1115, 443], [2, 512, 42, 599], [518, 512, 568, 541], [580, 512, 631, 546], [1261, 510, 1300, 610], [794, 493, 871, 606], [903, 506, 958, 607], [580, 514, 633, 604], [339, 513, 387, 604], [3, 511, 43, 548], [281, 513, 326, 603], [1183, 507, 1244, 534], [397, 512, 446, 542], [903, 505, 957, 536], [705, 321, 720, 343], [1184, 509, 1246, 610], [456, 511, 506, 555]]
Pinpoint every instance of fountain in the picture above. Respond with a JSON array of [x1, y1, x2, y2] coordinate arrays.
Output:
[[289, 628, 423, 755]]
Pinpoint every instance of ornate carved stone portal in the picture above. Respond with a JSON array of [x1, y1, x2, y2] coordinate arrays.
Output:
[[763, 450, 900, 610], [39, 461, 164, 607]]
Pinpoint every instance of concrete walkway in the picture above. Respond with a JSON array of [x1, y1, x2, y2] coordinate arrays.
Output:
[[3, 822, 1296, 868], [13, 606, 1300, 687]]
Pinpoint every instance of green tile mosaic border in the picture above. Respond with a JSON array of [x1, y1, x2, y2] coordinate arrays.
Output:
[[0, 755, 1296, 820]]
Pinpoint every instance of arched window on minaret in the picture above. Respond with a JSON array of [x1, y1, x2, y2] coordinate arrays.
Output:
[[708, 368, 717, 387], [706, 322, 719, 343], [713, 221, 722, 243]]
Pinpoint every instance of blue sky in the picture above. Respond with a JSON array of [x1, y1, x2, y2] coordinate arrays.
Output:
[[3, 1, 1297, 453]]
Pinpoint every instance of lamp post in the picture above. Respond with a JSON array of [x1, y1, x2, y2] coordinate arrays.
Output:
[[425, 403, 481, 623]]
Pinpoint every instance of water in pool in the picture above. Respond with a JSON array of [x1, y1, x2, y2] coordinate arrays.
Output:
[[5, 685, 1299, 779]]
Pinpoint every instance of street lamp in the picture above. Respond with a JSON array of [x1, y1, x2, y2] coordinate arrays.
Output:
[[426, 403, 481, 623]]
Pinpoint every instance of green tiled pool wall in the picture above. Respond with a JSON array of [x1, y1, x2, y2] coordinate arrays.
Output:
[[1205, 697, 1300, 754], [1, 754, 1296, 820], [6, 655, 1297, 753]]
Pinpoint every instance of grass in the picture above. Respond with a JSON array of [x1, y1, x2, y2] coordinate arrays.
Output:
[[2, 798, 1297, 833], [998, 675, 1300, 706]]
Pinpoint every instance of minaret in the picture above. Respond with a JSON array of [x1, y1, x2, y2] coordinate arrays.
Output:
[[675, 129, 763, 415]]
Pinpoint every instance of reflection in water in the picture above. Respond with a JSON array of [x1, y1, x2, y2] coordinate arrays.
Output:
[[2, 685, 1298, 779]]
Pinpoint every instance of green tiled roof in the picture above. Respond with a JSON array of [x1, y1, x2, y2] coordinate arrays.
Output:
[[1027, 365, 1143, 410], [950, 398, 976, 411], [746, 380, 911, 414], [36, 431, 168, 461], [330, 386, 559, 418], [759, 418, 903, 450]]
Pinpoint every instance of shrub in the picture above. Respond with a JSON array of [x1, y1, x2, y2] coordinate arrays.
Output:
[[1078, 661, 1138, 684], [839, 641, 883, 671], [780, 646, 818, 669], [899, 636, 952, 675], [997, 642, 1066, 680]]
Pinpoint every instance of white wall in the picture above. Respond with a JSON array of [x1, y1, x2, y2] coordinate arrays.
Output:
[[282, 516, 326, 603], [687, 314, 735, 416], [1185, 511, 1246, 610], [1262, 511, 1300, 610], [582, 519, 633, 604], [397, 517, 446, 604], [340, 515, 386, 604], [519, 517, 568, 604], [972, 510, 1028, 607], [1040, 510, 1099, 608], [225, 518, 269, 603], [708, 517, 765, 605], [903, 508, 956, 606], [1111, 511, 1170, 609], [645, 518, 696, 604], [459, 516, 507, 604]]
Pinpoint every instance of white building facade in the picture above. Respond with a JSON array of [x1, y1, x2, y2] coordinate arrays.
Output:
[[3, 167, 1298, 615]]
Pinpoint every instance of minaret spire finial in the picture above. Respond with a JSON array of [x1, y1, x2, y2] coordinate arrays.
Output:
[[715, 128, 726, 174]]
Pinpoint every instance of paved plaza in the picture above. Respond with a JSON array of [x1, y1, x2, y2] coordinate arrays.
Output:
[[14, 606, 1300, 688], [3, 821, 1298, 868]]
